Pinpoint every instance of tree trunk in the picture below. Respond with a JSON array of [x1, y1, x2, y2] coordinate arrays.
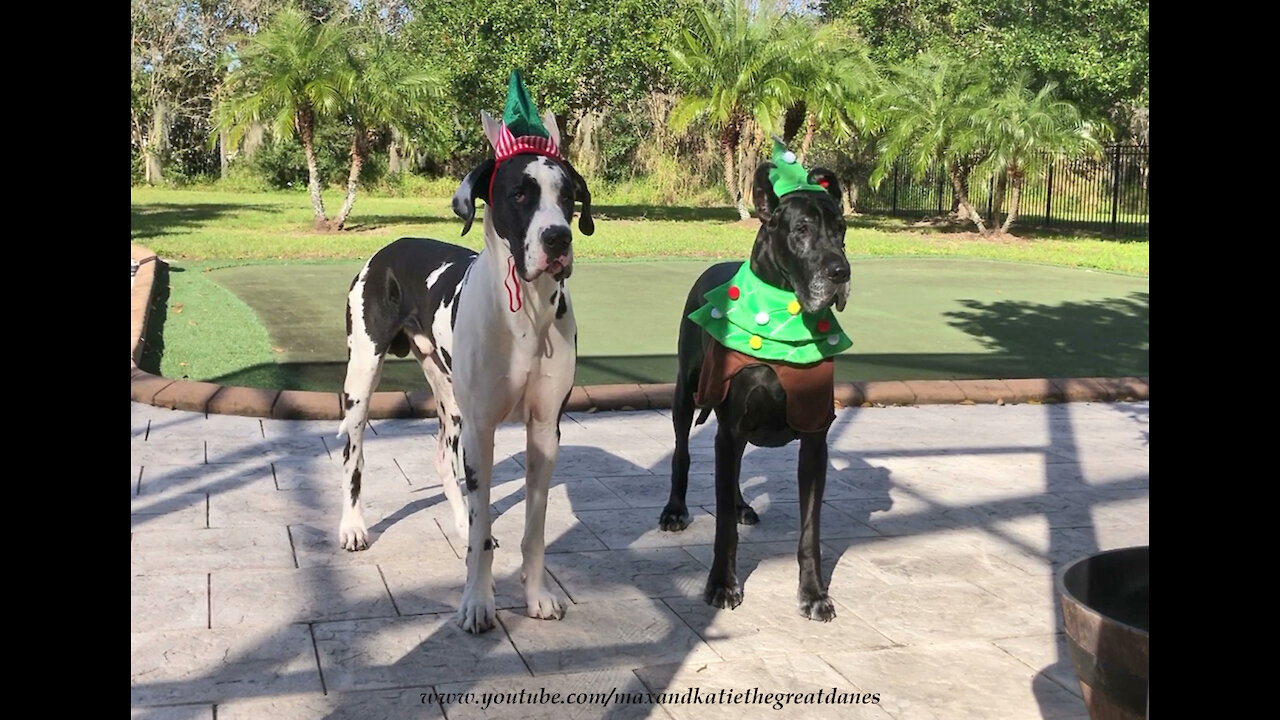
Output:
[[144, 100, 168, 185], [219, 131, 230, 179], [297, 107, 329, 230], [1001, 172, 1023, 233], [333, 133, 366, 231], [722, 123, 749, 220], [989, 171, 1007, 232], [243, 122, 265, 158], [845, 183, 859, 216], [948, 165, 987, 234], [388, 127, 403, 175], [798, 113, 817, 163], [736, 121, 764, 215], [949, 165, 967, 217], [782, 102, 807, 143], [568, 109, 602, 179]]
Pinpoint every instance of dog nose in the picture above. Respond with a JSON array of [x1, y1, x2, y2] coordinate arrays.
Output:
[[825, 259, 850, 284], [542, 226, 571, 255]]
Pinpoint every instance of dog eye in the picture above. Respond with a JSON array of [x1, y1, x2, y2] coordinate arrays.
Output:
[[514, 190, 527, 202]]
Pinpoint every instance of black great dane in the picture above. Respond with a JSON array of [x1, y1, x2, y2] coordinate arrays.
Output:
[[661, 154, 851, 622], [337, 80, 593, 634]]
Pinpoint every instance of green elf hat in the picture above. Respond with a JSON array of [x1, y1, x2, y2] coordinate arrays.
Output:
[[767, 138, 827, 197], [493, 70, 560, 162]]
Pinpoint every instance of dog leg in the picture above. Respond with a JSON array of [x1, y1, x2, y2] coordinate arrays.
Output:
[[456, 421, 498, 633], [735, 484, 760, 526], [425, 362, 469, 543], [796, 432, 836, 621], [435, 407, 469, 543], [336, 304, 385, 552], [521, 418, 566, 620], [704, 424, 746, 609], [661, 373, 696, 531]]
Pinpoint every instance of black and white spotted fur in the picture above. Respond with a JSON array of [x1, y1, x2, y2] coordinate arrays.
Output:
[[337, 111, 593, 634]]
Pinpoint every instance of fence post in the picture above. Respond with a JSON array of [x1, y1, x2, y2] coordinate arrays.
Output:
[[987, 176, 994, 220], [1045, 160, 1054, 226], [937, 171, 944, 216], [1110, 145, 1121, 234], [891, 162, 899, 215]]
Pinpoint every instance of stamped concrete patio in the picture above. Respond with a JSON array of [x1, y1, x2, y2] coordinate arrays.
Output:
[[130, 400, 1149, 719]]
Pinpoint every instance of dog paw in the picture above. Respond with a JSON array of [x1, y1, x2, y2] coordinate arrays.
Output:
[[456, 590, 497, 634], [703, 582, 743, 610], [798, 594, 837, 622], [525, 588, 566, 621], [736, 504, 760, 525], [659, 506, 691, 532], [338, 520, 369, 552]]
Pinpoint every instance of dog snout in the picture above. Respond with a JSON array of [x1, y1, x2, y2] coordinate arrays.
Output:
[[824, 258, 851, 284], [542, 226, 572, 255]]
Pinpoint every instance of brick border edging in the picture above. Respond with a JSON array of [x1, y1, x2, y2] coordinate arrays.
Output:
[[129, 245, 1149, 420]]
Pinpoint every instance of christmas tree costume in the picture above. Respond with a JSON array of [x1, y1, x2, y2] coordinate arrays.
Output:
[[690, 141, 851, 432]]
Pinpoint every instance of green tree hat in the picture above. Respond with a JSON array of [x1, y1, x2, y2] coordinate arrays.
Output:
[[767, 138, 827, 197]]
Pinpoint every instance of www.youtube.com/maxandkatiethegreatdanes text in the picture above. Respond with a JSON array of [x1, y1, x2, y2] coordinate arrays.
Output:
[[420, 686, 882, 711]]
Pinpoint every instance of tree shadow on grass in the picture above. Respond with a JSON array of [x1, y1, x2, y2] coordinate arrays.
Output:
[[340, 214, 458, 232], [945, 292, 1149, 377], [131, 203, 276, 241], [849, 212, 1149, 242], [591, 204, 740, 222]]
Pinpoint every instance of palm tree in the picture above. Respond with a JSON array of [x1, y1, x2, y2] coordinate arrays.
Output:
[[976, 75, 1103, 232], [213, 7, 352, 230], [331, 33, 442, 230], [871, 54, 991, 233], [668, 0, 797, 220], [783, 20, 879, 163]]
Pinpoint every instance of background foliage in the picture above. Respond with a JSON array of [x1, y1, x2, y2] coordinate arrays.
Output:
[[131, 0, 1149, 225]]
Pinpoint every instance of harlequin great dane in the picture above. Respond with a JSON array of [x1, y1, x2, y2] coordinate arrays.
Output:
[[336, 111, 592, 633]]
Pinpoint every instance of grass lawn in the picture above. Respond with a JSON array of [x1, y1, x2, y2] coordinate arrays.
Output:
[[131, 187, 1149, 275], [132, 186, 1149, 390]]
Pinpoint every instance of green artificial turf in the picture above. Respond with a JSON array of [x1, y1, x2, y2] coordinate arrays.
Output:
[[159, 258, 1148, 391], [133, 187, 1149, 390]]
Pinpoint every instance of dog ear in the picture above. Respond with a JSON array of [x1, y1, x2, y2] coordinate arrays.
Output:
[[480, 111, 503, 151], [542, 110, 562, 148], [452, 158, 495, 236], [807, 167, 843, 211], [562, 160, 595, 236], [753, 162, 780, 224]]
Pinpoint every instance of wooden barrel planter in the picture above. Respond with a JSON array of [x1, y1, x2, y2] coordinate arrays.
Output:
[[1057, 546, 1149, 720]]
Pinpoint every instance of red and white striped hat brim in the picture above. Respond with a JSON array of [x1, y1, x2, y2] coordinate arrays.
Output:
[[494, 123, 561, 162]]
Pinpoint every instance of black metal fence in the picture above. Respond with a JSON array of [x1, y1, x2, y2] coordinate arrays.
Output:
[[861, 145, 1149, 236]]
